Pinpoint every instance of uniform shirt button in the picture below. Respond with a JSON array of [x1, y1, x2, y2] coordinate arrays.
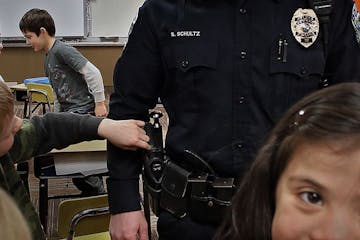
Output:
[[300, 67, 307, 75], [237, 143, 243, 149], [319, 78, 329, 88], [239, 96, 245, 104], [239, 8, 247, 14], [240, 51, 247, 59], [181, 60, 189, 68]]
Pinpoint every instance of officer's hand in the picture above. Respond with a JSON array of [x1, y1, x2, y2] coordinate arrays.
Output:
[[98, 119, 151, 150], [109, 211, 148, 240]]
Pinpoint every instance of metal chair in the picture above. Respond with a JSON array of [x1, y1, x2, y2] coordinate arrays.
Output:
[[26, 83, 55, 118], [57, 194, 110, 240]]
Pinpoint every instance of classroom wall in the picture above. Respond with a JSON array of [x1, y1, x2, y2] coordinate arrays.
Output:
[[0, 0, 84, 38], [0, 46, 123, 86], [91, 0, 145, 37]]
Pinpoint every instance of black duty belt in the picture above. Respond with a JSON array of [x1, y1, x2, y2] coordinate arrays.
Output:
[[143, 112, 241, 225], [143, 158, 241, 225]]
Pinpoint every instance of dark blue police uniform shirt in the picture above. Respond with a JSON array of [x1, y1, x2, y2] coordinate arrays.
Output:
[[107, 0, 360, 213]]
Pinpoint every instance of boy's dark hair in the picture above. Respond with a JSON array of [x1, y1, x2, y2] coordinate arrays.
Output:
[[19, 8, 56, 37], [214, 82, 360, 240]]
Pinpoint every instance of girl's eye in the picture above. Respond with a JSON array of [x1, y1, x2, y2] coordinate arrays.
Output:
[[300, 192, 323, 206]]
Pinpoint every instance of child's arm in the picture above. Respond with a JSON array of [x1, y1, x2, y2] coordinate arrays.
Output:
[[10, 113, 149, 162], [79, 62, 108, 117], [98, 118, 150, 150]]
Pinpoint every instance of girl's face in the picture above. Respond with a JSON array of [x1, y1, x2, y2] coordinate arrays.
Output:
[[0, 115, 23, 157], [272, 141, 360, 240]]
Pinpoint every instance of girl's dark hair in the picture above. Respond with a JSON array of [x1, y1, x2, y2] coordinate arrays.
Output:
[[19, 8, 56, 37], [214, 82, 360, 240]]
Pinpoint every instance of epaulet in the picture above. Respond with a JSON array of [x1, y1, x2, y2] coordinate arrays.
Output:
[[308, 0, 333, 47]]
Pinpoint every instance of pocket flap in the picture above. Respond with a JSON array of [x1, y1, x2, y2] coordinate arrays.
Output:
[[270, 44, 324, 77], [163, 43, 218, 72]]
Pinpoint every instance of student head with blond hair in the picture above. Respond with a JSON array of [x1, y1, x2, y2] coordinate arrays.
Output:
[[0, 188, 32, 240]]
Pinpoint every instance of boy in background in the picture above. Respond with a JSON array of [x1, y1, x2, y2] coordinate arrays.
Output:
[[0, 80, 150, 240], [19, 8, 108, 195]]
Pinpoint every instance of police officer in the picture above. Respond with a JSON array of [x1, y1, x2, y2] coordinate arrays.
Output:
[[107, 0, 360, 239]]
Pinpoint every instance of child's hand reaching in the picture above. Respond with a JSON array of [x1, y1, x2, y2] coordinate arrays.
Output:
[[97, 119, 151, 150], [95, 102, 108, 117]]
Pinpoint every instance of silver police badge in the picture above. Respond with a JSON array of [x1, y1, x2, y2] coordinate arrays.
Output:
[[291, 8, 319, 48]]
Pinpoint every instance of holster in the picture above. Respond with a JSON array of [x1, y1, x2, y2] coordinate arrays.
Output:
[[142, 126, 235, 225], [142, 112, 236, 225], [142, 152, 163, 216]]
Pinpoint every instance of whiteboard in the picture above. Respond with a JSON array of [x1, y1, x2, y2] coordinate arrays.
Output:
[[0, 0, 84, 38], [91, 0, 145, 37]]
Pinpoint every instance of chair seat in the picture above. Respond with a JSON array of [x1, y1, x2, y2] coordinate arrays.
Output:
[[26, 82, 55, 118], [61, 231, 110, 240], [58, 195, 110, 240]]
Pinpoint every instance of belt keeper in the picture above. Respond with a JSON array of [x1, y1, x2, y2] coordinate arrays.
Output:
[[188, 175, 209, 198], [212, 178, 235, 202]]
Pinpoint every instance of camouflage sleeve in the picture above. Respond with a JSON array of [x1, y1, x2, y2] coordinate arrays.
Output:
[[1, 156, 46, 240], [3, 112, 103, 239], [8, 112, 103, 163], [8, 119, 39, 164], [30, 112, 103, 155]]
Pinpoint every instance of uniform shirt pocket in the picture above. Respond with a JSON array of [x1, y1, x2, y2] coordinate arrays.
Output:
[[264, 41, 326, 121], [163, 42, 218, 72], [162, 42, 218, 113], [270, 43, 325, 78]]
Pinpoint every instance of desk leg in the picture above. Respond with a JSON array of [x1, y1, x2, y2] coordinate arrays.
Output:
[[14, 91, 29, 118], [143, 185, 152, 239], [23, 99, 28, 118], [39, 178, 48, 231], [17, 162, 29, 194]]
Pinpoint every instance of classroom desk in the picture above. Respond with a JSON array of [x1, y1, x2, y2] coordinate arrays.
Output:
[[52, 140, 107, 176], [4, 81, 18, 87], [35, 140, 107, 230], [9, 82, 26, 91], [9, 83, 28, 117]]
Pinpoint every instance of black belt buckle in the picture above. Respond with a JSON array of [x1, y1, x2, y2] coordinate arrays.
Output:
[[188, 176, 234, 225], [188, 174, 209, 200], [212, 177, 235, 202]]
